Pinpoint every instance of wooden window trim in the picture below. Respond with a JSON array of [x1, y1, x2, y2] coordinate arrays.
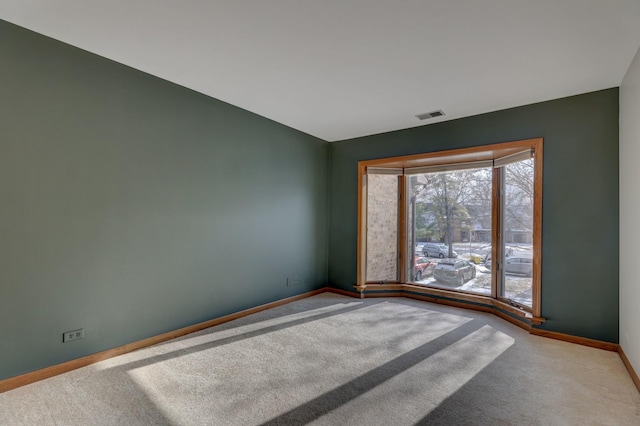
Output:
[[357, 138, 544, 319], [398, 175, 407, 284]]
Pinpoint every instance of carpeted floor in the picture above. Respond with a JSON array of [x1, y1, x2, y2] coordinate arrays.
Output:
[[1, 293, 639, 425]]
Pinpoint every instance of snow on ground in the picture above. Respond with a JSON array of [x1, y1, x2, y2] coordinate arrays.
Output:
[[413, 242, 533, 306]]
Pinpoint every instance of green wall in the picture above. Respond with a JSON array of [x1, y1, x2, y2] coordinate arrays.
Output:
[[0, 17, 622, 381], [0, 20, 329, 380], [329, 89, 620, 343]]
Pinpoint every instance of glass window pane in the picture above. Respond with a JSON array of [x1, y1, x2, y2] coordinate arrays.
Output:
[[502, 158, 534, 307], [407, 167, 492, 295], [366, 174, 398, 282]]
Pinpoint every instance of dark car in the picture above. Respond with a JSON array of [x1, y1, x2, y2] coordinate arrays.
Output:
[[433, 259, 476, 286], [413, 256, 435, 281], [422, 243, 457, 258]]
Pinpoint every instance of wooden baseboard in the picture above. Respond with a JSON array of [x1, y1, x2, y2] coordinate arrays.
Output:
[[360, 284, 541, 324], [374, 291, 494, 313], [378, 291, 533, 332], [529, 328, 619, 352], [0, 288, 326, 394], [323, 287, 359, 298], [358, 287, 626, 352], [618, 346, 640, 393], [494, 310, 532, 332], [350, 289, 627, 380], [0, 286, 628, 394]]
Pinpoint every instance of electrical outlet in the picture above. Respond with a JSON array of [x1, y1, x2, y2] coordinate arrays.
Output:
[[293, 275, 299, 286], [286, 277, 291, 287], [63, 329, 84, 343]]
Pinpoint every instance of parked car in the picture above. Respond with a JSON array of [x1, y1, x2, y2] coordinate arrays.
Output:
[[469, 253, 485, 264], [504, 255, 533, 277], [484, 254, 532, 277], [413, 256, 435, 281], [433, 259, 476, 285], [483, 247, 513, 266], [422, 243, 457, 258]]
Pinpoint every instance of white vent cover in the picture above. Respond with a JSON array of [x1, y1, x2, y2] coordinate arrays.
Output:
[[415, 110, 445, 120]]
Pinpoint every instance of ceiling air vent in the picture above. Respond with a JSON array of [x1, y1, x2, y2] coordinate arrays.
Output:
[[415, 110, 445, 120]]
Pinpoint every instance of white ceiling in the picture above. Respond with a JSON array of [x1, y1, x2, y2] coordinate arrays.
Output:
[[2, 1, 640, 142]]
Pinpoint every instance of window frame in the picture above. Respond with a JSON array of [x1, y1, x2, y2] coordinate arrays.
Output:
[[357, 138, 544, 323]]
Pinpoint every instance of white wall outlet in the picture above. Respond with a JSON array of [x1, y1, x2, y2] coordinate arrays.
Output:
[[63, 329, 84, 343]]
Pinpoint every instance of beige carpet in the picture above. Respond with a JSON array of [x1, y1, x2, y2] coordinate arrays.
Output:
[[1, 293, 639, 425]]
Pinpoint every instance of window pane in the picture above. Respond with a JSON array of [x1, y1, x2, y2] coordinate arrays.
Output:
[[366, 174, 398, 282], [407, 167, 492, 295], [502, 158, 534, 307]]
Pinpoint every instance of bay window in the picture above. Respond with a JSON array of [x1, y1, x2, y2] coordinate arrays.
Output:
[[357, 138, 543, 322]]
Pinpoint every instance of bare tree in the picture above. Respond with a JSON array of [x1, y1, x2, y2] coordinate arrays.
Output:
[[413, 169, 480, 256], [409, 160, 533, 254], [504, 159, 534, 232]]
